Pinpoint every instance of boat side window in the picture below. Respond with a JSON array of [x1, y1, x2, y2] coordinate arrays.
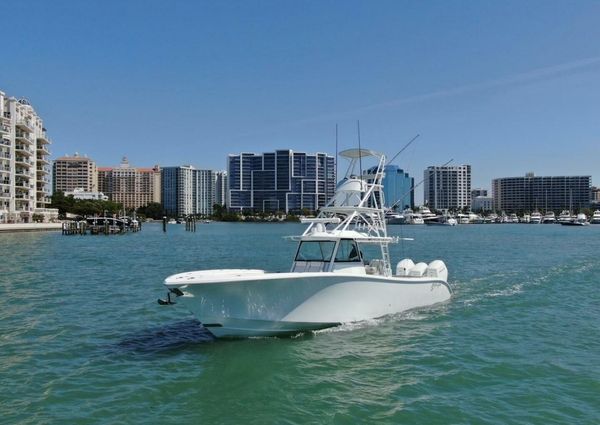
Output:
[[295, 241, 336, 262], [335, 239, 361, 262]]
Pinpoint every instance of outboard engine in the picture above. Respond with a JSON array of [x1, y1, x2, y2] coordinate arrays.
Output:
[[396, 259, 415, 276], [426, 260, 448, 282], [408, 262, 428, 277]]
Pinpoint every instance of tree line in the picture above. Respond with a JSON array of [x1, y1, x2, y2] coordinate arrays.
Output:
[[51, 192, 308, 221]]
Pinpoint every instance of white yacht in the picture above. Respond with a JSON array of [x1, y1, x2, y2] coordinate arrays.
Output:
[[162, 149, 451, 338], [455, 213, 470, 224], [486, 213, 498, 224], [558, 210, 574, 224], [561, 213, 588, 226], [426, 215, 457, 226], [418, 206, 438, 223], [384, 209, 405, 225], [542, 211, 556, 224], [591, 210, 600, 224], [530, 211, 542, 224], [403, 209, 425, 225]]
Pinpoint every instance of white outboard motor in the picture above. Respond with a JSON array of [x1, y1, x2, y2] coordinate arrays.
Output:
[[426, 260, 448, 282], [396, 259, 415, 276], [408, 262, 428, 277]]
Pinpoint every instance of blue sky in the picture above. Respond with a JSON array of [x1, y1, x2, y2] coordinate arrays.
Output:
[[2, 0, 600, 201]]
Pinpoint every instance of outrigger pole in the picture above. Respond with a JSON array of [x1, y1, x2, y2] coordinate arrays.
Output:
[[357, 120, 363, 177], [386, 134, 420, 166]]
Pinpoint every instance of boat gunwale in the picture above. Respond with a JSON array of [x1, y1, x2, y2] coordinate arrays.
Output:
[[165, 270, 450, 290]]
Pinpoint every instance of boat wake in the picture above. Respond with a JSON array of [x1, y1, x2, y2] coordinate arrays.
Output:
[[487, 283, 524, 298], [459, 255, 600, 308], [313, 308, 438, 335]]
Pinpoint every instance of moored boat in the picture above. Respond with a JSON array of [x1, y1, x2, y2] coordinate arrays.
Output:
[[530, 211, 542, 224], [558, 210, 574, 224], [385, 209, 406, 225], [542, 211, 556, 224], [560, 213, 589, 226]]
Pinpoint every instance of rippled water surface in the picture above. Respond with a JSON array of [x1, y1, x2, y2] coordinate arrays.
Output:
[[1, 223, 599, 424]]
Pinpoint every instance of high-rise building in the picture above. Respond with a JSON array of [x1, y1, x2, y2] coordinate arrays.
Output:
[[472, 196, 493, 212], [382, 165, 414, 210], [492, 173, 591, 213], [364, 165, 414, 210], [0, 91, 56, 223], [53, 153, 97, 194], [227, 150, 335, 213], [161, 166, 219, 217], [97, 157, 161, 210], [423, 165, 472, 210], [591, 186, 600, 207], [214, 171, 228, 207], [471, 188, 488, 199]]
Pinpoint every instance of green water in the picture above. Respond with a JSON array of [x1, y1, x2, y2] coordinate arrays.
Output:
[[1, 223, 599, 424]]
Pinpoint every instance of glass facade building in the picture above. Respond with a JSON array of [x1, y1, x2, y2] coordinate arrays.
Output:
[[228, 150, 336, 213], [382, 165, 414, 210]]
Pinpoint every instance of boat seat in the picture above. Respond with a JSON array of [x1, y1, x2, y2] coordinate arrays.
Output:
[[367, 259, 384, 275]]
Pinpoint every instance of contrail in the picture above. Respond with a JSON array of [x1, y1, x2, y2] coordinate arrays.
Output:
[[231, 56, 600, 138], [349, 55, 600, 114]]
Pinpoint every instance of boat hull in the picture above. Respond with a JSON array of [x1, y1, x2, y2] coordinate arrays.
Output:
[[165, 271, 451, 338]]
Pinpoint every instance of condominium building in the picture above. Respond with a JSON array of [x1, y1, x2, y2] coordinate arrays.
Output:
[[472, 196, 493, 212], [214, 171, 228, 206], [53, 153, 98, 193], [423, 165, 472, 210], [591, 186, 600, 207], [471, 188, 488, 199], [228, 150, 336, 213], [161, 166, 219, 217], [97, 157, 161, 210], [492, 173, 591, 213], [0, 91, 56, 223]]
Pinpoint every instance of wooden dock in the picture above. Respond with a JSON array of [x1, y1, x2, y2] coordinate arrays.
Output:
[[62, 217, 141, 235]]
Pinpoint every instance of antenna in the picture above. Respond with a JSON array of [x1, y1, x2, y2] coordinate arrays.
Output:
[[389, 158, 454, 211], [357, 120, 363, 178], [386, 134, 420, 166]]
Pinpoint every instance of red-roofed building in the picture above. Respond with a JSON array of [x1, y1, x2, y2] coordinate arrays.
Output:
[[98, 157, 161, 210]]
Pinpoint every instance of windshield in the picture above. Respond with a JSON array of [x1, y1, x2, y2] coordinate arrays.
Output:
[[295, 241, 336, 262], [335, 239, 362, 262]]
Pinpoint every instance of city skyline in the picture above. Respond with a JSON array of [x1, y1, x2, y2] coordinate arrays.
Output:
[[2, 1, 600, 205]]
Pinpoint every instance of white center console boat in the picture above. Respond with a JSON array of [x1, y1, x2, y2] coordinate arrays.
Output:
[[162, 149, 451, 338]]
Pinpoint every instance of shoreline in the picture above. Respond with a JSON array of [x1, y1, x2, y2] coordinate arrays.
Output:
[[0, 223, 63, 233]]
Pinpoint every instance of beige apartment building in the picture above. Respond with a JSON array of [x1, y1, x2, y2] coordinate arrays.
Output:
[[52, 153, 98, 193], [0, 91, 57, 223], [98, 157, 161, 210]]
